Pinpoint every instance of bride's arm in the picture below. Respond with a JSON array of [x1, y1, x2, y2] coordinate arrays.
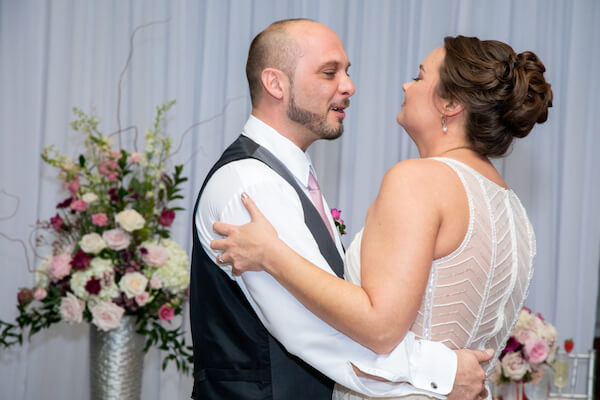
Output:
[[212, 159, 442, 354]]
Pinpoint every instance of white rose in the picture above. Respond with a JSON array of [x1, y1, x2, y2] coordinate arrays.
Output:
[[79, 233, 106, 254], [119, 272, 148, 298], [60, 292, 85, 324], [501, 352, 530, 381], [102, 228, 131, 250], [91, 302, 125, 331], [514, 309, 533, 331], [115, 209, 145, 232], [82, 193, 98, 203]]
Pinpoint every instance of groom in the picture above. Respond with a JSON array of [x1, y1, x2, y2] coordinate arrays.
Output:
[[190, 18, 491, 400]]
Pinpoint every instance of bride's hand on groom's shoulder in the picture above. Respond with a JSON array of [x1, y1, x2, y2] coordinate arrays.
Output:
[[447, 348, 494, 400], [211, 192, 280, 275]]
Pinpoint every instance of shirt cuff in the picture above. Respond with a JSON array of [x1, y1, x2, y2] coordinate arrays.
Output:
[[351, 337, 457, 396]]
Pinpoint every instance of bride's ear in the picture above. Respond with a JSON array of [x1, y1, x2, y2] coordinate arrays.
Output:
[[443, 101, 464, 117]]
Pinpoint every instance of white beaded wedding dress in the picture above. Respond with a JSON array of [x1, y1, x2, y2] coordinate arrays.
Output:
[[333, 158, 536, 400]]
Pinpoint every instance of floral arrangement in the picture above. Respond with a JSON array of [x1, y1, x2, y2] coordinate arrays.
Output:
[[331, 208, 346, 235], [0, 101, 193, 373], [492, 307, 558, 383]]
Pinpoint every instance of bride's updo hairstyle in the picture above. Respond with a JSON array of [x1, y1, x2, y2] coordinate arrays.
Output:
[[437, 36, 553, 157]]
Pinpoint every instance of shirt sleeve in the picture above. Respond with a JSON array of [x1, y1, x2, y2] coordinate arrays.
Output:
[[196, 160, 457, 397]]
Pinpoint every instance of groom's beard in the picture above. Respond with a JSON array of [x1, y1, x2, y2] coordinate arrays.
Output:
[[287, 91, 346, 141]]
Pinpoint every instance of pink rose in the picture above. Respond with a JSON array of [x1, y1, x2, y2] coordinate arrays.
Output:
[[70, 199, 87, 211], [92, 213, 108, 226], [128, 152, 143, 163], [135, 292, 150, 306], [102, 228, 131, 251], [110, 151, 122, 160], [158, 304, 175, 322], [48, 253, 72, 281], [33, 287, 47, 301], [524, 337, 550, 364], [91, 302, 125, 331], [514, 329, 534, 345], [60, 292, 85, 323], [149, 277, 162, 289], [141, 244, 168, 267]]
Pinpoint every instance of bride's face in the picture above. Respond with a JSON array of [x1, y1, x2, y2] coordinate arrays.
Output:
[[396, 47, 446, 140]]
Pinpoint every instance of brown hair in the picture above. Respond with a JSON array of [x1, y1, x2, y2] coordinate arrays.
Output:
[[438, 36, 553, 157], [245, 18, 312, 107]]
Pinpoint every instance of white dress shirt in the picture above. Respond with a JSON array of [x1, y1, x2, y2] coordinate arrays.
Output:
[[195, 115, 457, 398]]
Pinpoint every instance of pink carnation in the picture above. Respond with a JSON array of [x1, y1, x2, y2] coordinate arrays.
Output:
[[48, 253, 72, 281], [99, 160, 119, 182], [62, 176, 80, 195], [331, 208, 342, 220], [158, 304, 175, 322], [524, 337, 550, 364], [70, 199, 87, 211], [92, 213, 108, 226]]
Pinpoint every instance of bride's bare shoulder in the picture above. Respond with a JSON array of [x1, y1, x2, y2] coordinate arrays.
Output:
[[382, 158, 455, 189]]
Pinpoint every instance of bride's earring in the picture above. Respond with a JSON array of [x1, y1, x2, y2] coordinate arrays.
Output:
[[441, 115, 448, 133]]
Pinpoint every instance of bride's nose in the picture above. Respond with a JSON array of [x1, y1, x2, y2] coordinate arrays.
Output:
[[402, 81, 413, 92]]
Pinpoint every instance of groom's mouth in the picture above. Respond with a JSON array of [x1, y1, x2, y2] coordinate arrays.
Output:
[[330, 104, 348, 119]]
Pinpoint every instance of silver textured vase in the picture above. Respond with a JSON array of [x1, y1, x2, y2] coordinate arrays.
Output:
[[90, 316, 145, 400]]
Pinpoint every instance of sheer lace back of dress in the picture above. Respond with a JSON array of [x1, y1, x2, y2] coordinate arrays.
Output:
[[410, 158, 536, 375]]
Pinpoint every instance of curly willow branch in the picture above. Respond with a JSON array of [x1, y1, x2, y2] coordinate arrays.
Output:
[[0, 189, 19, 221], [116, 18, 170, 149]]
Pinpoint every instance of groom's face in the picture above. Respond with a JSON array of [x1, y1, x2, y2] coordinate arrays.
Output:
[[285, 24, 355, 141]]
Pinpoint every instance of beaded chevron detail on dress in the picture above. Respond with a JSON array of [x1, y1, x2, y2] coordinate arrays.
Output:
[[410, 158, 535, 376], [334, 157, 535, 400]]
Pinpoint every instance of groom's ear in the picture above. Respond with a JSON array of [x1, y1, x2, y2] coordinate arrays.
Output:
[[261, 68, 287, 100]]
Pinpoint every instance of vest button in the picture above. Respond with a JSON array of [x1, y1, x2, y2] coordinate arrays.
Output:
[[430, 382, 438, 389]]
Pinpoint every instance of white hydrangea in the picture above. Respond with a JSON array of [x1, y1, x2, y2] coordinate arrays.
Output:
[[70, 257, 118, 303], [35, 254, 52, 288], [148, 239, 189, 293]]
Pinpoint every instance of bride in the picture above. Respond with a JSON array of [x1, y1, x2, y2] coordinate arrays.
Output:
[[211, 35, 553, 399]]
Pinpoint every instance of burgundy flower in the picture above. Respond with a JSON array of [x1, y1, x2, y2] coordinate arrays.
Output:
[[70, 249, 92, 271], [50, 214, 64, 230], [56, 197, 73, 209], [108, 187, 121, 202], [85, 277, 102, 295], [502, 336, 521, 355], [17, 288, 34, 306], [159, 209, 175, 227]]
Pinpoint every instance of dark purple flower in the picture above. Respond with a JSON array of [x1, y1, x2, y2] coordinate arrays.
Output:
[[70, 249, 92, 271], [159, 209, 175, 227], [139, 247, 148, 255], [50, 214, 64, 230], [56, 197, 73, 209], [85, 277, 102, 295]]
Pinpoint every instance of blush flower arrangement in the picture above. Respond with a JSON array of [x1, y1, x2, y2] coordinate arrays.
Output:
[[492, 307, 558, 384], [0, 101, 193, 373]]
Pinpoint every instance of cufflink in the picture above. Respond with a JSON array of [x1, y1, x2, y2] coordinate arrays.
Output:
[[430, 382, 438, 390]]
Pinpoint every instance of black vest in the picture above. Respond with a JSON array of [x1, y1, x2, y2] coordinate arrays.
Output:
[[190, 135, 344, 399]]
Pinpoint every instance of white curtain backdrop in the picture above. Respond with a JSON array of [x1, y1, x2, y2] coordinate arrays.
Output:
[[1, 1, 599, 398]]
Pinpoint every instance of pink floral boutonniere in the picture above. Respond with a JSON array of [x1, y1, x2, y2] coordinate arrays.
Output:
[[330, 208, 346, 235]]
